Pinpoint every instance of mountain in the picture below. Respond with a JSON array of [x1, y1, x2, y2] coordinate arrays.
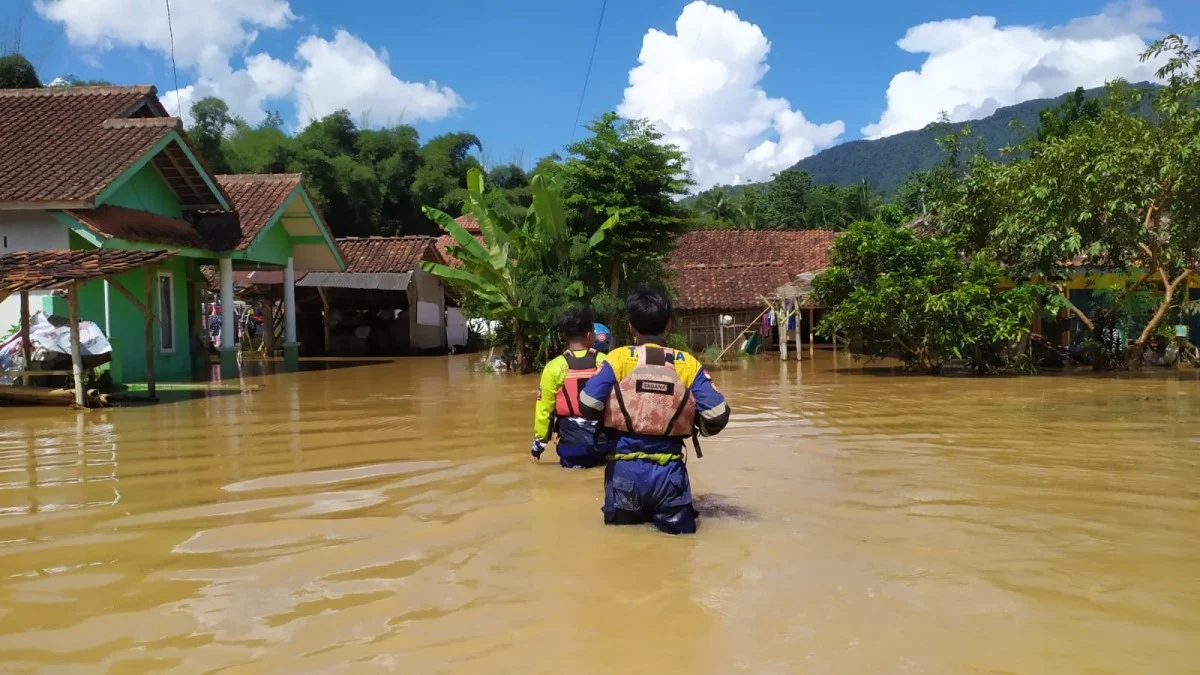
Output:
[[783, 83, 1152, 195]]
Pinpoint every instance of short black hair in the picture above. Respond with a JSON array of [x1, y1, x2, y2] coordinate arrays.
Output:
[[558, 306, 595, 340], [626, 286, 672, 336]]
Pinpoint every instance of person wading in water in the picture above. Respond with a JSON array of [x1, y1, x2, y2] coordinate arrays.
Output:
[[579, 287, 730, 534], [530, 307, 612, 468]]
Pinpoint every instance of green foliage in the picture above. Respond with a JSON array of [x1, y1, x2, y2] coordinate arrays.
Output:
[[196, 97, 524, 237], [0, 53, 39, 89], [764, 169, 813, 228], [1034, 86, 1103, 146], [559, 113, 691, 294], [929, 35, 1200, 362], [420, 169, 619, 372], [685, 171, 880, 230], [189, 97, 237, 173], [813, 220, 1042, 373]]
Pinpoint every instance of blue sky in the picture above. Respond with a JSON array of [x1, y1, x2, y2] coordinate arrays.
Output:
[[11, 0, 1199, 189]]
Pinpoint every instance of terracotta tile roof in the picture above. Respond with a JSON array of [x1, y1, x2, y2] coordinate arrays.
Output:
[[214, 174, 303, 249], [0, 86, 182, 207], [667, 230, 835, 311], [669, 229, 835, 274], [0, 249, 173, 294], [337, 236, 442, 273], [430, 214, 485, 268], [673, 261, 791, 310], [454, 213, 482, 233], [64, 205, 211, 249], [434, 232, 484, 268]]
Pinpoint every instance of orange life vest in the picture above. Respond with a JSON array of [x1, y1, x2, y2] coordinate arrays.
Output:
[[604, 345, 696, 438], [554, 349, 598, 417]]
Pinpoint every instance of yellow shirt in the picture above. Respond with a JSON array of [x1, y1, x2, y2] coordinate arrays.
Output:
[[603, 343, 703, 387], [533, 349, 609, 441]]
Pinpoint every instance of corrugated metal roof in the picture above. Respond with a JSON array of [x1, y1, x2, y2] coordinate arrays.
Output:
[[296, 271, 412, 291]]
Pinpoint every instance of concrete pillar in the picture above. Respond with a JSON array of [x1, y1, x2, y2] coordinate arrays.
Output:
[[218, 257, 238, 378], [283, 256, 300, 368]]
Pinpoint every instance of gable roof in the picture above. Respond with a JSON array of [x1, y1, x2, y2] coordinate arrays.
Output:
[[0, 86, 226, 210], [215, 174, 303, 249], [674, 262, 791, 310], [453, 213, 482, 233], [668, 229, 835, 311], [434, 214, 485, 268], [0, 249, 173, 294], [337, 236, 443, 273], [669, 229, 835, 274], [64, 205, 211, 249]]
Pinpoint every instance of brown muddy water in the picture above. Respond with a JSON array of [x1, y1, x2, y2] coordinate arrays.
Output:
[[0, 351, 1198, 673]]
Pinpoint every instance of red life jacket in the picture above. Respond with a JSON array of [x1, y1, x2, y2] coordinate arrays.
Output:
[[554, 349, 599, 417], [604, 345, 696, 438]]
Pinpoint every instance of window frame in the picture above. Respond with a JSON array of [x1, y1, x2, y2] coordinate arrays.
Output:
[[157, 271, 176, 354]]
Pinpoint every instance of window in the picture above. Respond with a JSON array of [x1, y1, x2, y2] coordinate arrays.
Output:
[[157, 272, 175, 353]]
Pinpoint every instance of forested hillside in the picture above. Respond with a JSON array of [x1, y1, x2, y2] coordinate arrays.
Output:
[[787, 84, 1151, 194]]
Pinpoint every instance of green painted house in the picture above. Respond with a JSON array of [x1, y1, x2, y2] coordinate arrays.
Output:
[[0, 85, 344, 387]]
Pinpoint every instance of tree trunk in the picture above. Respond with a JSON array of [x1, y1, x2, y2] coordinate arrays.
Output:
[[514, 325, 527, 374], [1134, 270, 1191, 348], [609, 256, 621, 296]]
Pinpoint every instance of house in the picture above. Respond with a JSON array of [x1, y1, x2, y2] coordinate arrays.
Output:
[[300, 236, 449, 354], [230, 236, 450, 355], [434, 213, 483, 267], [0, 85, 344, 389], [668, 229, 836, 350]]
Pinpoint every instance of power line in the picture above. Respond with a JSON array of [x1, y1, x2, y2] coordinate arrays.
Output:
[[570, 0, 608, 144], [164, 0, 181, 117]]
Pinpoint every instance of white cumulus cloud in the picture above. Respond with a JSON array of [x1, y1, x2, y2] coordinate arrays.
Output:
[[34, 0, 295, 67], [35, 0, 463, 128], [291, 31, 463, 125], [864, 0, 1169, 139], [617, 1, 844, 191]]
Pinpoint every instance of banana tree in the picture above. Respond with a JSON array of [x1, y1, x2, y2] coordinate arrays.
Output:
[[421, 168, 617, 372]]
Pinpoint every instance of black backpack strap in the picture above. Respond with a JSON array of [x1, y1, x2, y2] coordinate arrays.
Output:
[[664, 387, 692, 436], [563, 349, 596, 370]]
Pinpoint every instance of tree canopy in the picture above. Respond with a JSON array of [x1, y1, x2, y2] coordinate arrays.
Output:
[[188, 97, 503, 237], [0, 53, 39, 89], [556, 112, 691, 296]]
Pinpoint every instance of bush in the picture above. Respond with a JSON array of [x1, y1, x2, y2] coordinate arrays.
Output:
[[814, 219, 1042, 373]]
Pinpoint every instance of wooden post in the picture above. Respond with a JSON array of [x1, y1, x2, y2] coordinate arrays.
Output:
[[795, 299, 803, 362], [715, 306, 769, 362], [144, 267, 157, 400], [67, 284, 85, 408], [778, 301, 788, 361], [809, 306, 815, 355], [263, 296, 276, 357], [318, 286, 332, 355], [19, 291, 31, 386]]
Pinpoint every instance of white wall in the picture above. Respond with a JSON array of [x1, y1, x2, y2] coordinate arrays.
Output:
[[0, 210, 70, 253], [407, 268, 446, 351], [0, 292, 54, 334], [0, 210, 67, 334]]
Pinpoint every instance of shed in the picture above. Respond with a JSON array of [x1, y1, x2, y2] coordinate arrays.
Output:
[[261, 236, 450, 356], [668, 229, 835, 350]]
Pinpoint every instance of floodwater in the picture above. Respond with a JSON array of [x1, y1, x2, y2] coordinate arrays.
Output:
[[0, 352, 1198, 674]]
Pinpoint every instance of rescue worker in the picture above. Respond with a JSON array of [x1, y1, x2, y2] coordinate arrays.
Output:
[[579, 287, 730, 534], [593, 322, 613, 354], [530, 307, 611, 468]]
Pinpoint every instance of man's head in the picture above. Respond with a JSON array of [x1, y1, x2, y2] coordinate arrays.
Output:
[[558, 306, 595, 347], [626, 286, 672, 340]]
